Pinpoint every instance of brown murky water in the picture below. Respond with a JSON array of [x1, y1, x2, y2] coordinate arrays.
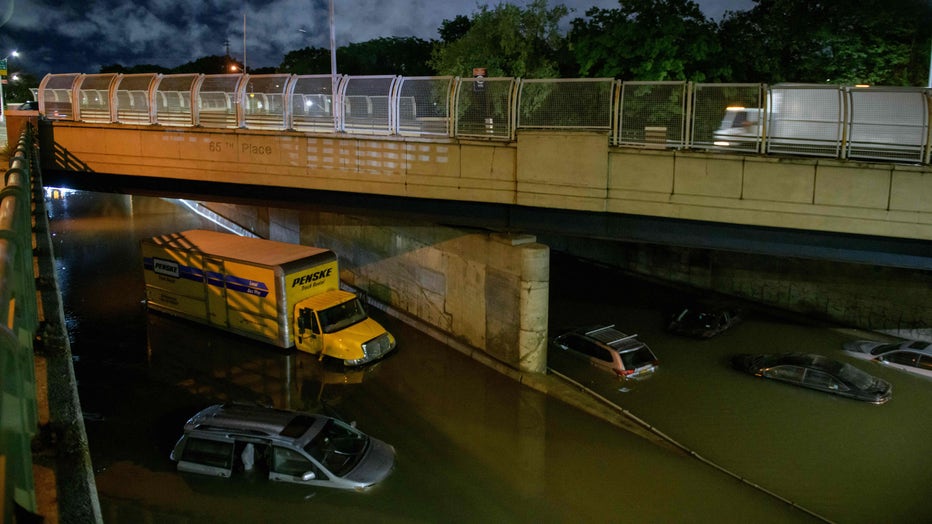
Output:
[[48, 190, 930, 523]]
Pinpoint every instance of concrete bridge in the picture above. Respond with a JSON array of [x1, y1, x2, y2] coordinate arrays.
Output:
[[19, 72, 932, 376]]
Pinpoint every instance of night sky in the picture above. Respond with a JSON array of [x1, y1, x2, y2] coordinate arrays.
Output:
[[0, 0, 753, 77]]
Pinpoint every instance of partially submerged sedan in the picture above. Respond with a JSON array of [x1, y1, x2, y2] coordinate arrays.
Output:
[[553, 324, 659, 378], [171, 403, 395, 490], [731, 353, 892, 404], [843, 339, 932, 380], [666, 304, 743, 339]]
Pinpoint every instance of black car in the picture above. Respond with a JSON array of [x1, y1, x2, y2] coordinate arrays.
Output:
[[731, 353, 892, 404], [667, 304, 742, 339], [17, 100, 38, 111]]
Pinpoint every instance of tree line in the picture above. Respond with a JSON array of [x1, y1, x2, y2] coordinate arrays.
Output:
[[103, 0, 932, 87]]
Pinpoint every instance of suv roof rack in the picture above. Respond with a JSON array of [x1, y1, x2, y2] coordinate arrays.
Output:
[[585, 325, 640, 347]]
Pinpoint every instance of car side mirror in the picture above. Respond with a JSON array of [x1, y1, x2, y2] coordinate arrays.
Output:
[[302, 471, 316, 481]]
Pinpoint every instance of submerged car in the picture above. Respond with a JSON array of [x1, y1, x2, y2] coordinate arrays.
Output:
[[170, 403, 394, 490], [666, 304, 743, 339], [843, 339, 932, 380], [731, 353, 892, 404], [553, 324, 659, 378]]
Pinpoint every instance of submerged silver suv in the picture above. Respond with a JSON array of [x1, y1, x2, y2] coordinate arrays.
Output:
[[170, 403, 395, 490]]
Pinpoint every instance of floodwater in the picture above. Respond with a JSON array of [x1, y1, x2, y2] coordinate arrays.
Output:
[[47, 190, 930, 523]]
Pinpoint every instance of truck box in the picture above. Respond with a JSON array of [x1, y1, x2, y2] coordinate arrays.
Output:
[[142, 230, 395, 365]]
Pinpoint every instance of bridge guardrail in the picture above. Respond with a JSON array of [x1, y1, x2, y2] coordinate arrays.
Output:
[[0, 124, 41, 521], [36, 72, 932, 165]]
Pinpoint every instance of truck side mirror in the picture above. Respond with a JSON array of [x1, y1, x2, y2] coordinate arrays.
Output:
[[297, 309, 309, 333]]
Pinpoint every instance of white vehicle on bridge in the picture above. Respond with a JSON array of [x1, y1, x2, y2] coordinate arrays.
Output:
[[142, 229, 395, 366]]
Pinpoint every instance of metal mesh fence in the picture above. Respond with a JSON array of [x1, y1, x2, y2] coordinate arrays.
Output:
[[35, 71, 932, 166], [291, 75, 337, 132], [846, 87, 928, 163], [341, 75, 397, 135], [77, 73, 116, 123], [691, 83, 763, 152], [617, 81, 687, 148], [766, 85, 844, 158], [454, 77, 515, 140], [197, 74, 242, 129], [242, 74, 290, 130], [517, 78, 614, 130], [155, 74, 198, 126], [395, 76, 453, 136], [115, 74, 155, 124], [39, 74, 80, 120]]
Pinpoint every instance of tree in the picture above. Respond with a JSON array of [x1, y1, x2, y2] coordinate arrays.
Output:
[[171, 55, 238, 75], [338, 37, 435, 76], [717, 0, 932, 85], [438, 15, 472, 43], [569, 0, 722, 81], [279, 47, 333, 75], [429, 0, 570, 78]]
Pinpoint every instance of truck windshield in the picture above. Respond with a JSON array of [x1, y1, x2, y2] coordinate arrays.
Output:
[[317, 298, 368, 334]]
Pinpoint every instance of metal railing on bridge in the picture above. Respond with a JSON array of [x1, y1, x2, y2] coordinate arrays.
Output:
[[37, 72, 932, 165], [0, 125, 41, 521]]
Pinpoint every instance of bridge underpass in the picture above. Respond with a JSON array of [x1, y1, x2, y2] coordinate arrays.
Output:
[[39, 121, 932, 346]]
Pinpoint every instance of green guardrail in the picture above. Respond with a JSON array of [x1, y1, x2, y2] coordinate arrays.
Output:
[[0, 123, 41, 522]]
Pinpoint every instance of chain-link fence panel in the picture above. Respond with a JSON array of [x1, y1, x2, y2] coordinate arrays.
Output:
[[115, 74, 156, 125], [766, 85, 844, 158], [845, 87, 928, 164], [617, 81, 687, 148], [241, 74, 291, 130], [38, 73, 80, 120], [341, 75, 397, 135], [77, 73, 117, 123], [291, 75, 338, 133], [154, 74, 198, 127], [454, 78, 516, 140], [691, 83, 764, 152], [517, 78, 614, 131], [395, 77, 454, 136], [197, 74, 242, 129]]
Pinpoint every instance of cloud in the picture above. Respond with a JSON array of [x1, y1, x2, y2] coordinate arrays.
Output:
[[1, 0, 753, 76]]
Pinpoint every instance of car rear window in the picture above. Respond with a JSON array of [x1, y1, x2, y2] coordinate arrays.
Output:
[[620, 346, 656, 370]]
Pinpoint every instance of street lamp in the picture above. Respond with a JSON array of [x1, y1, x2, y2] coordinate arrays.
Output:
[[298, 0, 337, 130], [0, 50, 19, 120]]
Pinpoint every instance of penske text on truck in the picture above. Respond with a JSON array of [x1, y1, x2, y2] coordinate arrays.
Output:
[[141, 229, 395, 366]]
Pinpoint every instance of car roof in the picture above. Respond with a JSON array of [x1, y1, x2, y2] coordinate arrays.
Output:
[[578, 325, 647, 352], [184, 403, 326, 441]]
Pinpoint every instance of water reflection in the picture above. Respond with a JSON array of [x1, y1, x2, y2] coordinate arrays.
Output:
[[53, 191, 833, 522]]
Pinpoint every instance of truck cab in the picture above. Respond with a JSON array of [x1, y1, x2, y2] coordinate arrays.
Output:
[[294, 289, 396, 366]]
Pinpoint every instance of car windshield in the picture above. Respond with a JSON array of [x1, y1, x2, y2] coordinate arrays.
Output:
[[303, 419, 368, 477], [317, 298, 368, 334], [619, 346, 657, 370], [869, 343, 902, 356]]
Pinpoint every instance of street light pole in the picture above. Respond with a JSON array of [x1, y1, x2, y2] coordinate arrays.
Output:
[[329, 0, 338, 132], [0, 50, 19, 122]]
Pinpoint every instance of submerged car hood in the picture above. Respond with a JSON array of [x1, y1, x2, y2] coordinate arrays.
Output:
[[343, 437, 395, 487]]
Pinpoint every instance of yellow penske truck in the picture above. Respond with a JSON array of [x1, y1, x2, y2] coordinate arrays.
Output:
[[141, 229, 395, 366]]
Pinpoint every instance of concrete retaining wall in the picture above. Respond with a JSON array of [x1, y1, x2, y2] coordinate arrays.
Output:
[[202, 202, 551, 372], [544, 236, 931, 340]]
